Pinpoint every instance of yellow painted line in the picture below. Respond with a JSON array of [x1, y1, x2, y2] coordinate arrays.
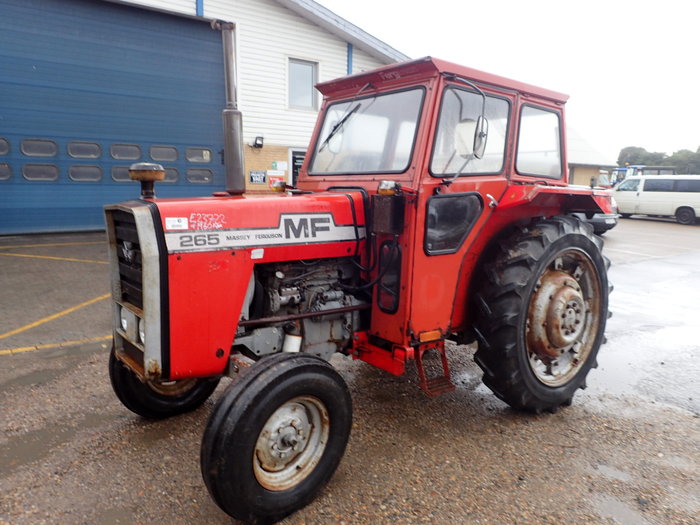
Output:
[[0, 252, 107, 264], [0, 293, 111, 340], [0, 335, 112, 355], [0, 241, 104, 250]]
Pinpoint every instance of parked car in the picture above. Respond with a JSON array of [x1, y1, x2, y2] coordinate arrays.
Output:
[[571, 209, 618, 235], [570, 188, 619, 235], [614, 175, 700, 224]]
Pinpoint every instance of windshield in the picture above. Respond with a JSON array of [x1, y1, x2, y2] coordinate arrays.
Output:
[[308, 88, 424, 175]]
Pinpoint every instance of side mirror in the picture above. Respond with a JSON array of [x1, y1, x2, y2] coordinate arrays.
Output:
[[473, 116, 488, 159], [455, 117, 488, 159]]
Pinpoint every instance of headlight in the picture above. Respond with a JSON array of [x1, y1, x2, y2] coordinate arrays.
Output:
[[120, 307, 129, 331], [610, 196, 619, 213], [138, 318, 146, 344]]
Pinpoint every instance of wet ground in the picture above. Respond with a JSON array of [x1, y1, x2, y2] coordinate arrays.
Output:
[[1, 217, 699, 524]]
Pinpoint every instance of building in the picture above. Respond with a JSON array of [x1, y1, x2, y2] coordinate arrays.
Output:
[[0, 0, 407, 234], [567, 127, 618, 187]]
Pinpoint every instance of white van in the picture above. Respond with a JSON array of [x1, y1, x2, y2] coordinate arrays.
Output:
[[613, 175, 700, 224]]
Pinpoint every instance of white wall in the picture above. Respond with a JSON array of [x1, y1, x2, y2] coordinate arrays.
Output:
[[117, 0, 196, 16], [352, 46, 385, 74]]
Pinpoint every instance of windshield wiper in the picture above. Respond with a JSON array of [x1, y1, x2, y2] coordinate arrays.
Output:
[[318, 103, 361, 153]]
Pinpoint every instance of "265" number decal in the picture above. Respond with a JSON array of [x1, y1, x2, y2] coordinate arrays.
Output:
[[179, 233, 220, 248]]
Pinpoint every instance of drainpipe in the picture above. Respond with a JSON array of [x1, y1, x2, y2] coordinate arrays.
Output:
[[214, 20, 245, 195]]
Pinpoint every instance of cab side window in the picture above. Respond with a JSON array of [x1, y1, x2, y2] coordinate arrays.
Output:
[[617, 179, 639, 191], [516, 106, 562, 178]]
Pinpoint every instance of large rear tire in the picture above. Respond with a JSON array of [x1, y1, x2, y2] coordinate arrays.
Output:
[[109, 346, 220, 419], [473, 216, 610, 413], [200, 353, 352, 523]]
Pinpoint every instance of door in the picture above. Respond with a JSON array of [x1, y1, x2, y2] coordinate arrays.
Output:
[[408, 84, 512, 337], [614, 178, 641, 214], [0, 0, 225, 233]]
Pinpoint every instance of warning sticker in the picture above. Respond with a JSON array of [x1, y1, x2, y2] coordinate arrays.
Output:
[[165, 217, 189, 230]]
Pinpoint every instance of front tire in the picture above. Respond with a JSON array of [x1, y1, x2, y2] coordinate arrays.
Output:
[[200, 353, 352, 523], [473, 216, 610, 413], [109, 346, 220, 419]]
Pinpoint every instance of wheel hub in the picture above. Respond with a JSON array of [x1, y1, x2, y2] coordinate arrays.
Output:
[[257, 411, 311, 471], [253, 395, 329, 491], [528, 270, 586, 358]]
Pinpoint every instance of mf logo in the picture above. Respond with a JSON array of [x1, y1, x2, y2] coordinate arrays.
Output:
[[283, 215, 331, 239]]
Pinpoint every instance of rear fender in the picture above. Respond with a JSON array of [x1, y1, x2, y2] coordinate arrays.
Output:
[[496, 185, 613, 215]]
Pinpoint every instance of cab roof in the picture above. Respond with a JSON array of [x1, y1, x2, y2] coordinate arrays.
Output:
[[316, 56, 569, 104]]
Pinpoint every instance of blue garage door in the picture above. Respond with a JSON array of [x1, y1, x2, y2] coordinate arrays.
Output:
[[0, 0, 226, 234]]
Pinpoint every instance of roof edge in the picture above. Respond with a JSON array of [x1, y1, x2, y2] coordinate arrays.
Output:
[[275, 0, 409, 64]]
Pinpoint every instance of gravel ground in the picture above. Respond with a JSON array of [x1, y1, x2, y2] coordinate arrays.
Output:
[[1, 342, 698, 525]]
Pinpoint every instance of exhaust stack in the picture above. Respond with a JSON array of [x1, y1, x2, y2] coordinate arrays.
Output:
[[215, 21, 245, 195]]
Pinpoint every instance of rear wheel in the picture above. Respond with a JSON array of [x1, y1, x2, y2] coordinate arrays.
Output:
[[201, 353, 352, 523], [109, 346, 220, 419], [473, 216, 610, 413], [675, 207, 696, 225]]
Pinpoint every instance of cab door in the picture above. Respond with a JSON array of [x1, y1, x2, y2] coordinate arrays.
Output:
[[408, 84, 512, 339]]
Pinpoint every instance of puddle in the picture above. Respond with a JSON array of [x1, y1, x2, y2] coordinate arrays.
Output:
[[592, 493, 650, 525], [0, 412, 114, 475], [594, 464, 633, 482], [0, 424, 77, 473]]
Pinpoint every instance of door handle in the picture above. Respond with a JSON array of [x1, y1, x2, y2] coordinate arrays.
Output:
[[485, 194, 498, 209]]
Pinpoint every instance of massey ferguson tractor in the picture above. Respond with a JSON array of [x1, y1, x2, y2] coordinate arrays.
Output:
[[105, 56, 613, 522]]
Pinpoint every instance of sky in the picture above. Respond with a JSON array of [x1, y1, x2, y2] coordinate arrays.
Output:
[[317, 0, 699, 162]]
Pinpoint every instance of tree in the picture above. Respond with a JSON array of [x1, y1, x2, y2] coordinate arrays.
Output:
[[617, 146, 668, 167], [617, 146, 700, 174]]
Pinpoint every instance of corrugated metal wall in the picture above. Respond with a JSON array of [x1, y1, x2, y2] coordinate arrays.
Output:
[[0, 0, 226, 234]]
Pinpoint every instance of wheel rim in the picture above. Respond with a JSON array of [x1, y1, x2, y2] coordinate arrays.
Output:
[[526, 249, 602, 387], [146, 378, 198, 396], [253, 395, 330, 491], [678, 209, 694, 223]]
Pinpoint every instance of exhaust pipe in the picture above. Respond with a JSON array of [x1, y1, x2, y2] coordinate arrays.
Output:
[[215, 21, 245, 195]]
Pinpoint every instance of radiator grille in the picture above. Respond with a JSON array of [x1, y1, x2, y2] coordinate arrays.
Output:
[[112, 210, 143, 310]]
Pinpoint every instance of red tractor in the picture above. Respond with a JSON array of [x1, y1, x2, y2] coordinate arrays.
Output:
[[106, 57, 612, 522]]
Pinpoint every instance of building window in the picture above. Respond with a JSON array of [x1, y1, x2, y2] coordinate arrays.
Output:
[[151, 145, 178, 162], [186, 168, 213, 183], [186, 147, 212, 163], [69, 165, 102, 182], [163, 168, 179, 183], [21, 139, 58, 157], [111, 166, 131, 182], [111, 143, 141, 160], [0, 163, 11, 180], [68, 141, 101, 159], [22, 164, 59, 181], [289, 58, 318, 110]]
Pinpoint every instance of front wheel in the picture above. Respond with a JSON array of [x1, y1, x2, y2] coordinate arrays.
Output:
[[473, 216, 610, 413], [109, 346, 220, 419], [200, 353, 352, 523]]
